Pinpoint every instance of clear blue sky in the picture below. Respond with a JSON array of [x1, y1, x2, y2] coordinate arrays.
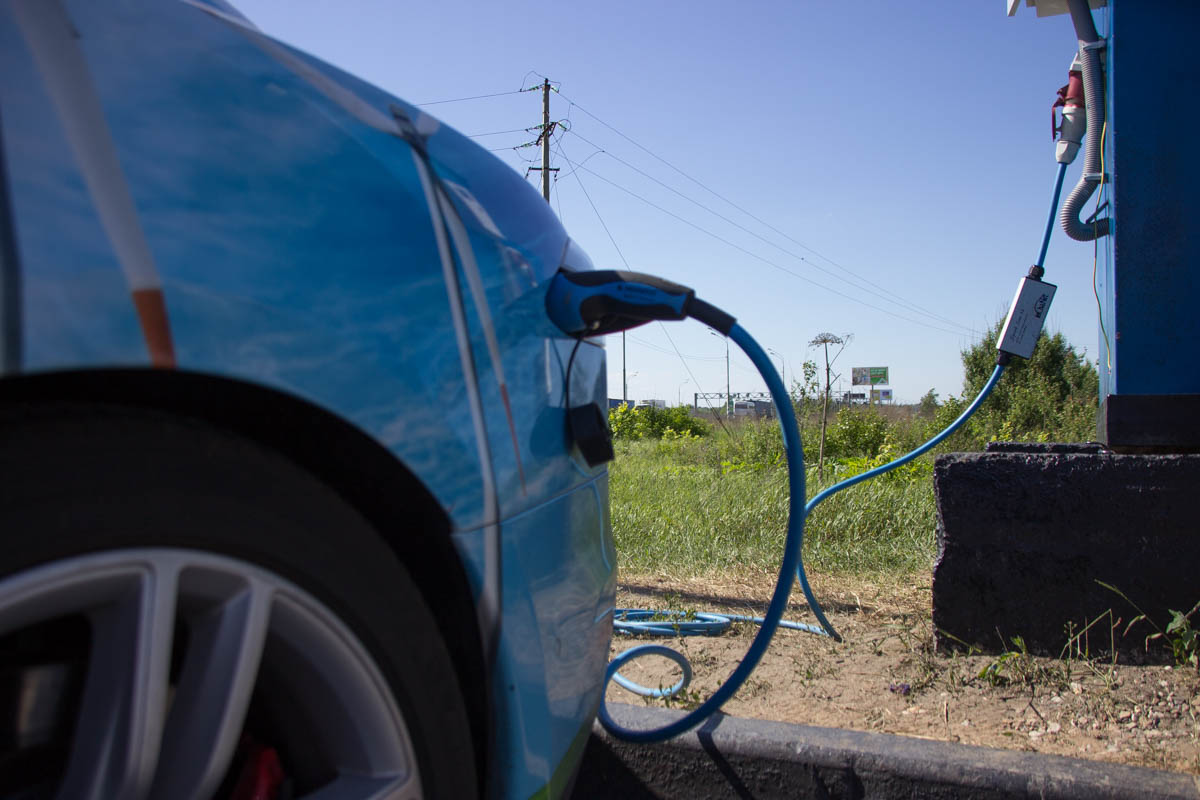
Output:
[[232, 0, 1107, 406]]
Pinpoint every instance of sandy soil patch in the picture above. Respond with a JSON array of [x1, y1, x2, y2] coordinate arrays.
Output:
[[605, 570, 1200, 775]]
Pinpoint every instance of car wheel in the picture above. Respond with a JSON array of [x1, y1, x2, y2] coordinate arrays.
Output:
[[0, 404, 478, 799]]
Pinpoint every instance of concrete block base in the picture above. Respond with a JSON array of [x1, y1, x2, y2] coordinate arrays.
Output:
[[932, 443, 1200, 655]]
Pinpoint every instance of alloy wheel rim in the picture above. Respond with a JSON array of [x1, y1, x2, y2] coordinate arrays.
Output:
[[0, 548, 422, 800]]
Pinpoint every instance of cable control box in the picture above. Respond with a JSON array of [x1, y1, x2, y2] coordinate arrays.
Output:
[[997, 275, 1057, 360]]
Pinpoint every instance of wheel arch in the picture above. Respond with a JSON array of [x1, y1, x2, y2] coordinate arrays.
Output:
[[0, 367, 490, 781]]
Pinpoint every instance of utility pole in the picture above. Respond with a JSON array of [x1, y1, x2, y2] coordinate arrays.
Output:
[[622, 333, 627, 405], [541, 78, 551, 201], [527, 79, 559, 201], [809, 332, 851, 480], [726, 337, 732, 417]]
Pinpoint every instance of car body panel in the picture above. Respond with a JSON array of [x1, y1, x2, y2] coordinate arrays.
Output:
[[454, 471, 615, 797], [0, 1, 614, 796]]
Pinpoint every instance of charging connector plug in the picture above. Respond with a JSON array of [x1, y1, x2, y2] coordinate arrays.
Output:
[[546, 269, 692, 336], [996, 266, 1056, 364], [545, 269, 736, 337]]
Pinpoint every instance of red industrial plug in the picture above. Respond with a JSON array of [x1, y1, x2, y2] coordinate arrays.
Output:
[[1053, 54, 1086, 164]]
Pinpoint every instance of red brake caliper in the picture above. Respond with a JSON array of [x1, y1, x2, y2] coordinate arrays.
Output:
[[228, 736, 286, 800]]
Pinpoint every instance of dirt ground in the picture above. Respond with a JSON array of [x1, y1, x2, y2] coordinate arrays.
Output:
[[605, 571, 1200, 776]]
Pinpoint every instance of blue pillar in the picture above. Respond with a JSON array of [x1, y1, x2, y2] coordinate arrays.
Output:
[[1098, 0, 1200, 450]]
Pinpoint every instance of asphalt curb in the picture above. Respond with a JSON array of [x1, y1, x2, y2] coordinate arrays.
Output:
[[573, 703, 1200, 799]]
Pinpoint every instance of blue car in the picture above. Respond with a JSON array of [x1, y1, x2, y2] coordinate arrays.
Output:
[[0, 1, 615, 797]]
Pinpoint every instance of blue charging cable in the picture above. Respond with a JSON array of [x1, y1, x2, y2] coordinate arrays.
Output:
[[780, 164, 1067, 633], [600, 323, 1004, 739], [544, 244, 1025, 742], [788, 362, 1004, 641], [1038, 163, 1069, 269]]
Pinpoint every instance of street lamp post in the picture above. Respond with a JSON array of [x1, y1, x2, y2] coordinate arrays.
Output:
[[624, 371, 639, 407], [767, 348, 786, 388], [677, 378, 690, 407]]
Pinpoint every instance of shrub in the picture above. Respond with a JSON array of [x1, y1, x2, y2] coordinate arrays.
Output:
[[959, 321, 1098, 445], [824, 407, 889, 459], [608, 403, 640, 440], [829, 435, 933, 483], [608, 404, 711, 441]]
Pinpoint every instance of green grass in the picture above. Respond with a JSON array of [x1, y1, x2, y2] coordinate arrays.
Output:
[[606, 320, 1099, 580], [610, 433, 938, 577]]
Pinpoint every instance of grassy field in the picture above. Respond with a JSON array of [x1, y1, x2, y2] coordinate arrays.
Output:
[[609, 420, 939, 578], [609, 329, 1100, 581]]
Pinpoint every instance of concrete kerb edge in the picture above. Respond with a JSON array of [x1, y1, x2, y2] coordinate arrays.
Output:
[[581, 703, 1200, 800]]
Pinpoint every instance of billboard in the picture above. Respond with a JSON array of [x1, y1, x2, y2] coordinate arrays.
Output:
[[871, 388, 894, 403], [852, 367, 889, 385]]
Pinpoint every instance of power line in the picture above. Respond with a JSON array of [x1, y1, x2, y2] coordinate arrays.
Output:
[[561, 127, 976, 336], [530, 88, 957, 408], [552, 128, 726, 415], [627, 334, 725, 361], [556, 155, 970, 339], [415, 90, 526, 106], [555, 90, 977, 337], [467, 127, 536, 138], [557, 139, 630, 269], [654, 320, 731, 423], [555, 142, 605, 179], [553, 166, 732, 420]]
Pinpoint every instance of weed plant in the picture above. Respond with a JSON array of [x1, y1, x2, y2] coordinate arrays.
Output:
[[1100, 581, 1200, 671]]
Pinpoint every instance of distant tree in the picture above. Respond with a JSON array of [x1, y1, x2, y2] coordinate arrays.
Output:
[[917, 389, 940, 416], [790, 359, 820, 408], [790, 359, 821, 454], [938, 321, 1098, 446]]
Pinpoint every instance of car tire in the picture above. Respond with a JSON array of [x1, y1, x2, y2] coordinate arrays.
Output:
[[0, 403, 479, 799]]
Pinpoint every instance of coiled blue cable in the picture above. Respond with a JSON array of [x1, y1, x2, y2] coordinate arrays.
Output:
[[613, 608, 828, 638], [599, 321, 1006, 741], [600, 323, 808, 742]]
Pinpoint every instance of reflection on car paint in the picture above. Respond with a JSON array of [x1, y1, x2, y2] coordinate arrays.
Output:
[[10, 0, 176, 367]]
